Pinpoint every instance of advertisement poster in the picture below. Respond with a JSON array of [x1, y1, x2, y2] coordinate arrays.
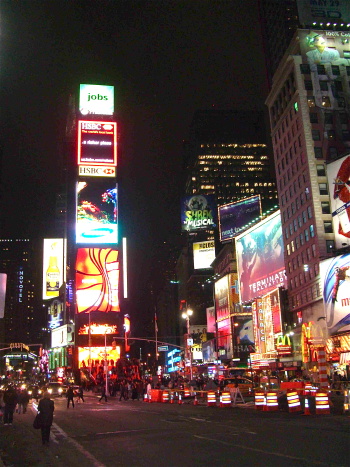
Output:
[[320, 253, 350, 336], [193, 240, 215, 269], [297, 1, 350, 26], [327, 155, 350, 249], [43, 239, 65, 300], [48, 299, 64, 329], [0, 273, 6, 319], [77, 120, 117, 166], [76, 181, 118, 244], [233, 314, 255, 356], [215, 275, 230, 329], [76, 248, 120, 313], [236, 210, 286, 303], [218, 195, 261, 242], [79, 84, 114, 116], [206, 306, 216, 333], [181, 194, 217, 232]]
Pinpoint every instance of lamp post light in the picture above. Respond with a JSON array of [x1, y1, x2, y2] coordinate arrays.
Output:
[[182, 308, 193, 380]]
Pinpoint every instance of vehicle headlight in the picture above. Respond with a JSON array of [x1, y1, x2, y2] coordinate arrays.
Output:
[[38, 390, 42, 394], [58, 388, 62, 393], [28, 390, 32, 395], [48, 389, 52, 394]]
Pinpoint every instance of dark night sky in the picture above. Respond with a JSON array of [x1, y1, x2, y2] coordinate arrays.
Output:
[[0, 1, 268, 330]]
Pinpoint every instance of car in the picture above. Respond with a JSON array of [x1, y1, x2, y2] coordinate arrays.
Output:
[[44, 382, 65, 397], [222, 377, 255, 395]]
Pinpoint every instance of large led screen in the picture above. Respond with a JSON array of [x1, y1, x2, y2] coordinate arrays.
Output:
[[79, 84, 114, 116], [236, 210, 286, 303], [327, 155, 350, 249], [43, 239, 65, 300], [297, 1, 350, 26], [320, 253, 350, 336], [76, 248, 120, 313], [78, 120, 117, 166], [0, 273, 6, 319], [218, 195, 261, 242], [193, 240, 215, 270], [181, 195, 217, 232], [76, 181, 118, 244]]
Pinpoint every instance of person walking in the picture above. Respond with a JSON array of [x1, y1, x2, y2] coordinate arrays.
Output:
[[37, 391, 54, 445], [66, 386, 75, 409], [99, 385, 108, 402], [76, 385, 84, 403], [3, 386, 18, 425]]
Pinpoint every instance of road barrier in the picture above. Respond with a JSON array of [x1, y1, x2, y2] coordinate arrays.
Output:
[[254, 390, 266, 410], [343, 389, 349, 415], [207, 391, 216, 406], [303, 397, 311, 416], [287, 390, 302, 413], [315, 391, 330, 415], [220, 391, 231, 407], [266, 391, 279, 411], [162, 391, 169, 403]]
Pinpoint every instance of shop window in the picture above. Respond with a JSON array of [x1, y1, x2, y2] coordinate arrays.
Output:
[[307, 97, 315, 108], [322, 96, 331, 107]]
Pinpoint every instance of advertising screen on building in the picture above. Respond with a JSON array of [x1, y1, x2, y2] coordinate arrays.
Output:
[[320, 253, 350, 336], [297, 1, 350, 25], [193, 240, 215, 269], [79, 84, 114, 116], [0, 273, 6, 319], [43, 239, 65, 300], [218, 195, 261, 242], [181, 195, 217, 232], [76, 181, 118, 244], [236, 210, 286, 303], [299, 29, 350, 73], [327, 155, 350, 249], [215, 275, 231, 330], [51, 324, 75, 348], [233, 314, 255, 356], [78, 346, 121, 368], [48, 299, 64, 329], [78, 120, 117, 166], [76, 248, 120, 313]]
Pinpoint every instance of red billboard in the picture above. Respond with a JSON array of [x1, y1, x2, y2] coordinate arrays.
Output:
[[236, 210, 286, 303], [77, 120, 117, 166], [76, 248, 120, 313]]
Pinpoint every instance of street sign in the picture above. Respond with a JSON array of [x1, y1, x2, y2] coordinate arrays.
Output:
[[158, 346, 168, 351]]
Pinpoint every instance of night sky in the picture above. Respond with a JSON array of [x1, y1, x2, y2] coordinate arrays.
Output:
[[0, 1, 268, 331]]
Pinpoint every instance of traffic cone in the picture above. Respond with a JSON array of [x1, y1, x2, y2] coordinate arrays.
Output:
[[193, 394, 198, 405], [303, 397, 311, 415], [178, 393, 183, 405]]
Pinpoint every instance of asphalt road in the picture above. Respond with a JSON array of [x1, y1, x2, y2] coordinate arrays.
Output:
[[0, 393, 349, 467]]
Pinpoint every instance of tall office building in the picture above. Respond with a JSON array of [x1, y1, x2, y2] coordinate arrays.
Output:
[[265, 29, 350, 366], [184, 109, 278, 211]]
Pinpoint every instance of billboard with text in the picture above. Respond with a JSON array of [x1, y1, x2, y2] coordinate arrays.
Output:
[[181, 195, 217, 232], [193, 240, 215, 269], [79, 84, 114, 116], [78, 120, 117, 166], [43, 239, 65, 300]]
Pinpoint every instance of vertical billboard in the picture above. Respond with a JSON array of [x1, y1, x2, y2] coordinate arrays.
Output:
[[181, 194, 217, 232], [193, 240, 215, 269], [327, 155, 350, 249], [218, 195, 261, 242], [79, 84, 114, 116], [48, 299, 64, 329], [76, 181, 118, 244], [76, 248, 120, 313], [215, 275, 232, 352], [320, 253, 350, 336], [43, 239, 65, 300], [0, 273, 6, 319], [77, 120, 117, 166], [236, 210, 286, 303], [297, 1, 350, 25]]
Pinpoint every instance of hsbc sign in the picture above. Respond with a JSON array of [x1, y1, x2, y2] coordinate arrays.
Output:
[[78, 165, 116, 178]]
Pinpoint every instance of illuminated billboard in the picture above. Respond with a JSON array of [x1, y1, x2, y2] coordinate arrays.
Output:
[[327, 155, 350, 249], [297, 1, 350, 25], [78, 346, 121, 368], [78, 166, 116, 178], [77, 120, 117, 166], [43, 239, 66, 300], [51, 324, 75, 348], [0, 273, 6, 319], [218, 195, 261, 242], [79, 84, 114, 116], [320, 253, 350, 336], [76, 248, 120, 313], [76, 181, 118, 244], [181, 195, 217, 232], [236, 210, 286, 303], [48, 299, 64, 329], [193, 240, 215, 269]]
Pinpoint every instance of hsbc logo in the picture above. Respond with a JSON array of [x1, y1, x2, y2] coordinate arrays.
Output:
[[81, 122, 115, 131], [78, 165, 116, 177]]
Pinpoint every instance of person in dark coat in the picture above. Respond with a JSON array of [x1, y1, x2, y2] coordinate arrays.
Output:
[[66, 386, 75, 408], [37, 392, 54, 445], [3, 386, 18, 425], [99, 385, 108, 402]]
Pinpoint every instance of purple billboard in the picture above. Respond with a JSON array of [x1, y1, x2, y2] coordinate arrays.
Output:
[[218, 195, 261, 242]]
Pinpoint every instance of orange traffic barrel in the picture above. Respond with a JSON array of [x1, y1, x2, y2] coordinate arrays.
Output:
[[266, 391, 279, 411], [220, 391, 231, 407], [315, 391, 330, 415], [207, 391, 216, 407], [287, 390, 301, 413], [162, 391, 169, 403], [254, 390, 265, 411]]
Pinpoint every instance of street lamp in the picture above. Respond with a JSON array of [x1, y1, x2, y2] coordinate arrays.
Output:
[[182, 308, 193, 380]]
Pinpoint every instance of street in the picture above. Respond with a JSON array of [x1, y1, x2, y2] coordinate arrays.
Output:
[[0, 393, 349, 467]]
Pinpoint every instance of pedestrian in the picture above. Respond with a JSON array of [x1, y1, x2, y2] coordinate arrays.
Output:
[[37, 391, 54, 446], [17, 389, 29, 414], [76, 385, 84, 403], [66, 385, 75, 409], [99, 385, 108, 402], [3, 386, 18, 425]]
